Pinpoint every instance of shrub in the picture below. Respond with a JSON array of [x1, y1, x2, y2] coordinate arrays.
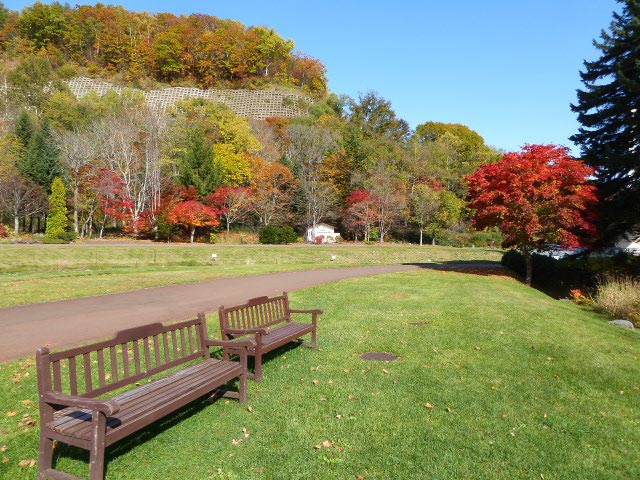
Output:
[[58, 231, 77, 242], [594, 276, 640, 325], [0, 224, 8, 238], [259, 225, 298, 244]]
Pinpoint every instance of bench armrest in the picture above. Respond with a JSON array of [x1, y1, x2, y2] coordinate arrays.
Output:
[[289, 309, 323, 315], [205, 338, 257, 349], [225, 327, 270, 335], [43, 391, 120, 415]]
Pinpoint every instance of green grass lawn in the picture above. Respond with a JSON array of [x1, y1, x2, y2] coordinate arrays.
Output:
[[0, 269, 638, 479], [0, 244, 502, 307]]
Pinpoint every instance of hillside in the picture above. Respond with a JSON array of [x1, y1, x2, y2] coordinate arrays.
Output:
[[0, 2, 327, 97]]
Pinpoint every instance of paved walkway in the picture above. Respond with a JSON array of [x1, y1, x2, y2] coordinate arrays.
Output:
[[0, 265, 421, 362]]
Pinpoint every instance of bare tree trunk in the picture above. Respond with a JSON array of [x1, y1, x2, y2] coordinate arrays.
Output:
[[419, 227, 423, 246], [524, 249, 533, 285], [14, 216, 19, 235], [190, 226, 195, 243]]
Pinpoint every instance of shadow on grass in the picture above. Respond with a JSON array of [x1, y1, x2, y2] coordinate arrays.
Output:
[[210, 340, 309, 377], [52, 393, 232, 478], [403, 260, 521, 280]]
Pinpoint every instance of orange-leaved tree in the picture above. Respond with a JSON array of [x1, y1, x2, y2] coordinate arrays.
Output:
[[167, 200, 219, 243], [466, 144, 598, 285]]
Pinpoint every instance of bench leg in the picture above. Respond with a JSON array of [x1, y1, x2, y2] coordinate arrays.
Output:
[[311, 327, 317, 348], [255, 352, 263, 382], [89, 412, 107, 480], [239, 370, 248, 403], [38, 432, 54, 476]]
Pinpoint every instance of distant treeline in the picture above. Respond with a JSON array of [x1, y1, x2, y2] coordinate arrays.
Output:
[[0, 2, 327, 95]]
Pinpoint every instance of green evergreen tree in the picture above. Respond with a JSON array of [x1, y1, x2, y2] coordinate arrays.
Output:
[[571, 0, 640, 241], [18, 119, 61, 193], [177, 126, 222, 199], [45, 177, 68, 239], [14, 110, 35, 149]]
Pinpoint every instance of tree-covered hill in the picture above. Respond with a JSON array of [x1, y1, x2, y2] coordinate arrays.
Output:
[[0, 2, 327, 96]]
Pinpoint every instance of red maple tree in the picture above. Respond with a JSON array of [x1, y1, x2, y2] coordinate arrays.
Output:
[[167, 200, 219, 243], [466, 144, 598, 284]]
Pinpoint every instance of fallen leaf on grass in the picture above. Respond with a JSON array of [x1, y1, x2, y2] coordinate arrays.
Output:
[[247, 405, 254, 413], [348, 394, 357, 401], [242, 428, 250, 439], [21, 400, 31, 406], [382, 369, 390, 374], [0, 446, 7, 452], [315, 440, 333, 449], [256, 467, 265, 473], [475, 346, 481, 351], [446, 407, 453, 413], [357, 476, 365, 480], [424, 403, 434, 409], [313, 379, 320, 385], [328, 380, 334, 385], [320, 396, 327, 402], [18, 459, 36, 468], [18, 414, 36, 427], [6, 412, 17, 417], [2, 457, 8, 464], [231, 439, 243, 446], [343, 369, 350, 374]]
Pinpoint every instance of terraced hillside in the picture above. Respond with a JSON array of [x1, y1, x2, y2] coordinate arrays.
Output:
[[66, 77, 313, 118]]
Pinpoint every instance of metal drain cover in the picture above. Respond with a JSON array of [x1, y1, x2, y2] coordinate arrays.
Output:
[[360, 352, 398, 361]]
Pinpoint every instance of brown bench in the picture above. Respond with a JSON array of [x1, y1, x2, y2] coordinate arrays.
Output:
[[36, 314, 254, 480], [218, 292, 322, 381]]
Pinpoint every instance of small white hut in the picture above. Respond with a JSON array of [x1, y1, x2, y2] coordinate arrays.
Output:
[[305, 224, 340, 244]]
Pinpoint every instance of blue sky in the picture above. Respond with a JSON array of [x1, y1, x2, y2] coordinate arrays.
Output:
[[4, 0, 620, 153]]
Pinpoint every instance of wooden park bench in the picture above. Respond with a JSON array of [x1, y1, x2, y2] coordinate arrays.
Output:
[[218, 292, 322, 381], [36, 313, 254, 480]]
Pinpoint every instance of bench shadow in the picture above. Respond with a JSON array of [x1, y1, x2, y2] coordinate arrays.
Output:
[[52, 387, 238, 476], [209, 340, 309, 375]]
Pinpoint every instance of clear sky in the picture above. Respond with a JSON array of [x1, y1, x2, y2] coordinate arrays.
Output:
[[3, 0, 621, 153]]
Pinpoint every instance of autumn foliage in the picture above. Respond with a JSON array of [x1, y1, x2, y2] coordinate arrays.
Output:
[[466, 144, 598, 284], [167, 200, 219, 243]]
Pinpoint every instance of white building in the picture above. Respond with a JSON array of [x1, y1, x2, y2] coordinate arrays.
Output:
[[305, 224, 340, 244]]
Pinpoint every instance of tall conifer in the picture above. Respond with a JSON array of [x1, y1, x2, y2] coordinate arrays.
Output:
[[45, 177, 68, 239], [571, 0, 640, 241], [18, 119, 61, 193]]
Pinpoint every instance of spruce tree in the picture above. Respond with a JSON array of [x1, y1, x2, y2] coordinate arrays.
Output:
[[45, 177, 68, 239], [571, 0, 640, 241], [177, 126, 222, 198], [14, 110, 35, 149], [18, 119, 61, 193]]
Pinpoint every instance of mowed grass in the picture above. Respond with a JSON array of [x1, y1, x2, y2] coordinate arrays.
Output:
[[0, 269, 638, 479], [0, 244, 501, 307]]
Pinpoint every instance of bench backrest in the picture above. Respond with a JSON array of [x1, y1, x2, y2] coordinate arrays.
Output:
[[36, 315, 209, 398], [219, 292, 291, 336]]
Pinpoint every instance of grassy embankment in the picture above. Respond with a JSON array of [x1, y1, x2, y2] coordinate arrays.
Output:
[[0, 244, 502, 307], [0, 269, 638, 479]]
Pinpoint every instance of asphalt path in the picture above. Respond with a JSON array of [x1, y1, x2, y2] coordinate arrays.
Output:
[[0, 264, 422, 362]]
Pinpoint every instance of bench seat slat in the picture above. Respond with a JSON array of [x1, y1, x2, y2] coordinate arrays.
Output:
[[48, 359, 242, 445], [252, 322, 313, 352]]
